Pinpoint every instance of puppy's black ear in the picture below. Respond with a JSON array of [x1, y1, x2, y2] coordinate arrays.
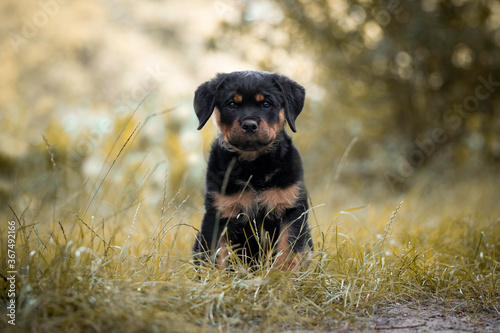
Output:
[[273, 74, 306, 132], [194, 74, 227, 130]]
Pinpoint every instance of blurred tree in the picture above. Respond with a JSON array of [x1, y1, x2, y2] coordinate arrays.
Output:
[[214, 0, 500, 190]]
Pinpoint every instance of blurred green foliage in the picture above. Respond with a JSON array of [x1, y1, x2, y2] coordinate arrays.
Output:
[[1, 0, 499, 215], [216, 0, 500, 190]]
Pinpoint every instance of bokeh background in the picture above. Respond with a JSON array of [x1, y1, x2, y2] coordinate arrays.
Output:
[[2, 0, 500, 231]]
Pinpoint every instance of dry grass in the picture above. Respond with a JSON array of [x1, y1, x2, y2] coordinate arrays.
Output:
[[2, 185, 499, 332], [1, 132, 499, 332]]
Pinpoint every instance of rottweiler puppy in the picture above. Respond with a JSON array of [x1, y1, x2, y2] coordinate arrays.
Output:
[[193, 71, 313, 271]]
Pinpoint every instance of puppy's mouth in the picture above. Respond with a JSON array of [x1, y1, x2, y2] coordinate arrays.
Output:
[[227, 138, 274, 151], [217, 117, 282, 154]]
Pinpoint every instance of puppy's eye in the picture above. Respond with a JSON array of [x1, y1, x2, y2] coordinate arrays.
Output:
[[227, 101, 237, 109], [262, 101, 271, 108]]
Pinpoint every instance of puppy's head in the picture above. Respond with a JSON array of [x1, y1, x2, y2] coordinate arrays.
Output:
[[194, 71, 305, 153]]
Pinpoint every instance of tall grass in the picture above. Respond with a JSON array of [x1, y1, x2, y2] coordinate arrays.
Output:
[[1, 127, 499, 332]]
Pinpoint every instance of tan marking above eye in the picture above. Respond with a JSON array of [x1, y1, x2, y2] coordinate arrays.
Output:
[[234, 94, 243, 103], [256, 93, 265, 102]]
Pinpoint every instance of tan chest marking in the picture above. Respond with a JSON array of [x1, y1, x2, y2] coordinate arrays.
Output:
[[213, 184, 301, 218], [213, 190, 256, 218], [257, 183, 301, 215]]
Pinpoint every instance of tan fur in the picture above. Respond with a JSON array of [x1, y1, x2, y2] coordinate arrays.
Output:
[[213, 191, 256, 218], [214, 184, 300, 218], [213, 108, 230, 136], [268, 109, 285, 135], [234, 94, 243, 103], [214, 184, 310, 272], [255, 93, 264, 102], [226, 120, 276, 161], [274, 228, 312, 271], [214, 108, 286, 162], [216, 234, 229, 269], [257, 183, 300, 214], [275, 228, 290, 258], [273, 228, 298, 270], [237, 150, 270, 161], [279, 109, 285, 128]]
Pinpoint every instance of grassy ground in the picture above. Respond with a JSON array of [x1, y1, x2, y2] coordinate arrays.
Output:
[[1, 148, 499, 332]]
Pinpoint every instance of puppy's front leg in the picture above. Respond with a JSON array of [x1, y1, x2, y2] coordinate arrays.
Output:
[[274, 206, 313, 271], [193, 203, 229, 268]]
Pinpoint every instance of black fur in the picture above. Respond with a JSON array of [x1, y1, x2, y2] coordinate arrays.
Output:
[[194, 71, 305, 132], [193, 71, 312, 270]]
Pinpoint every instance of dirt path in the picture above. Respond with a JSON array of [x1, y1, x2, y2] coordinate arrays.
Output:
[[354, 302, 499, 332]]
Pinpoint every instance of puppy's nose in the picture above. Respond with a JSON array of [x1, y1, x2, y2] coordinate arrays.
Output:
[[241, 119, 258, 134]]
